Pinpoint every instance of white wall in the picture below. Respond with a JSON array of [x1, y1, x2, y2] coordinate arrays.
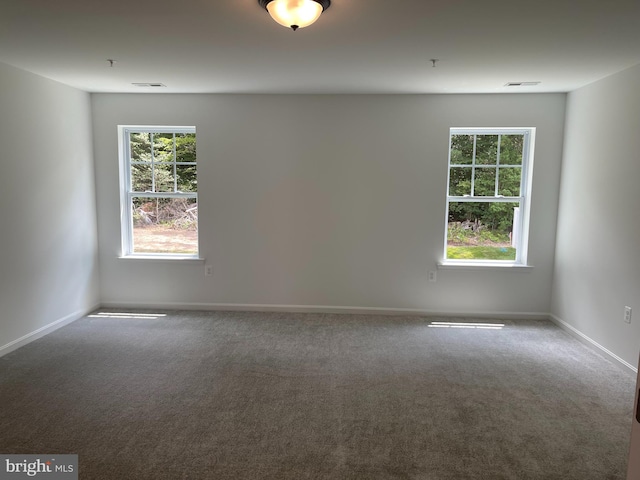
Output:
[[551, 64, 640, 368], [92, 93, 565, 315], [0, 62, 100, 353]]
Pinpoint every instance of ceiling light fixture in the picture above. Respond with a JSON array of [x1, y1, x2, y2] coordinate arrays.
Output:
[[258, 0, 330, 31]]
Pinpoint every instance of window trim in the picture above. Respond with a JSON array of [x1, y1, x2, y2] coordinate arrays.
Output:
[[442, 127, 535, 267], [118, 125, 199, 259]]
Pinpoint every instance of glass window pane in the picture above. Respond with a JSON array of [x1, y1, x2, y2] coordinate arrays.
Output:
[[450, 135, 474, 165], [447, 201, 519, 261], [449, 167, 471, 196], [499, 135, 524, 165], [498, 167, 522, 196], [132, 197, 198, 254], [475, 135, 498, 165], [153, 133, 174, 162], [130, 164, 152, 192], [176, 165, 198, 192], [130, 133, 152, 162], [176, 133, 197, 163], [154, 163, 175, 193], [474, 168, 496, 196]]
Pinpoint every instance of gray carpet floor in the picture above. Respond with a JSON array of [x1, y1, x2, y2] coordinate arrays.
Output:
[[0, 310, 635, 479]]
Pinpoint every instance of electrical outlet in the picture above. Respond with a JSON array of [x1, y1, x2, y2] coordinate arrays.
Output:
[[428, 271, 437, 283], [205, 265, 213, 277], [624, 306, 632, 324]]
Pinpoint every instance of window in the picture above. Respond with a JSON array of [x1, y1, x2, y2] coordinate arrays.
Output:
[[119, 126, 198, 257], [444, 128, 534, 265]]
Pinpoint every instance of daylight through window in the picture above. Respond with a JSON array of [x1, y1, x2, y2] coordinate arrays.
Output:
[[120, 126, 198, 256], [445, 128, 534, 264]]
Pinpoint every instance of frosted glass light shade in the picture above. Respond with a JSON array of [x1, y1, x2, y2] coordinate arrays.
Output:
[[263, 0, 327, 30]]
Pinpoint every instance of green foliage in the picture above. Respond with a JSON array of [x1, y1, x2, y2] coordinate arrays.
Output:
[[129, 132, 197, 193], [447, 221, 510, 245], [447, 221, 515, 261], [497, 167, 521, 196], [449, 134, 524, 232], [128, 132, 198, 234], [447, 245, 516, 260], [450, 134, 474, 165], [448, 202, 518, 233], [500, 135, 524, 165]]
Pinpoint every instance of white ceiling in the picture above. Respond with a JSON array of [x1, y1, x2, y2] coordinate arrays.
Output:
[[1, 0, 639, 94]]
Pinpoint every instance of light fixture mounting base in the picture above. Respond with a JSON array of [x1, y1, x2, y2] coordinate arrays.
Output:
[[258, 0, 331, 12]]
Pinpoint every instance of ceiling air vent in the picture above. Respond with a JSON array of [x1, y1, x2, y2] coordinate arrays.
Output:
[[505, 81, 541, 87], [132, 82, 166, 87]]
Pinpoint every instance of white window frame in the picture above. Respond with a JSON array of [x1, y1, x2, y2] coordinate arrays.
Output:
[[118, 125, 198, 258], [442, 127, 535, 267]]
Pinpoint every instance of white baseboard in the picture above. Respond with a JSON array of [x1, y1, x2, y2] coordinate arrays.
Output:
[[0, 304, 100, 358], [549, 314, 637, 374], [99, 300, 548, 320]]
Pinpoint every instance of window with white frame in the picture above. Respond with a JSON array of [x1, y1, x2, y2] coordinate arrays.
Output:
[[444, 128, 534, 265], [119, 126, 198, 257]]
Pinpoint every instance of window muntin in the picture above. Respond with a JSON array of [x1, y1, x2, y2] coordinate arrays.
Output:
[[445, 129, 533, 265], [120, 127, 198, 257]]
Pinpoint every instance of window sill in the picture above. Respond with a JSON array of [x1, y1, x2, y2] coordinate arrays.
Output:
[[438, 261, 533, 272], [118, 255, 204, 264]]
